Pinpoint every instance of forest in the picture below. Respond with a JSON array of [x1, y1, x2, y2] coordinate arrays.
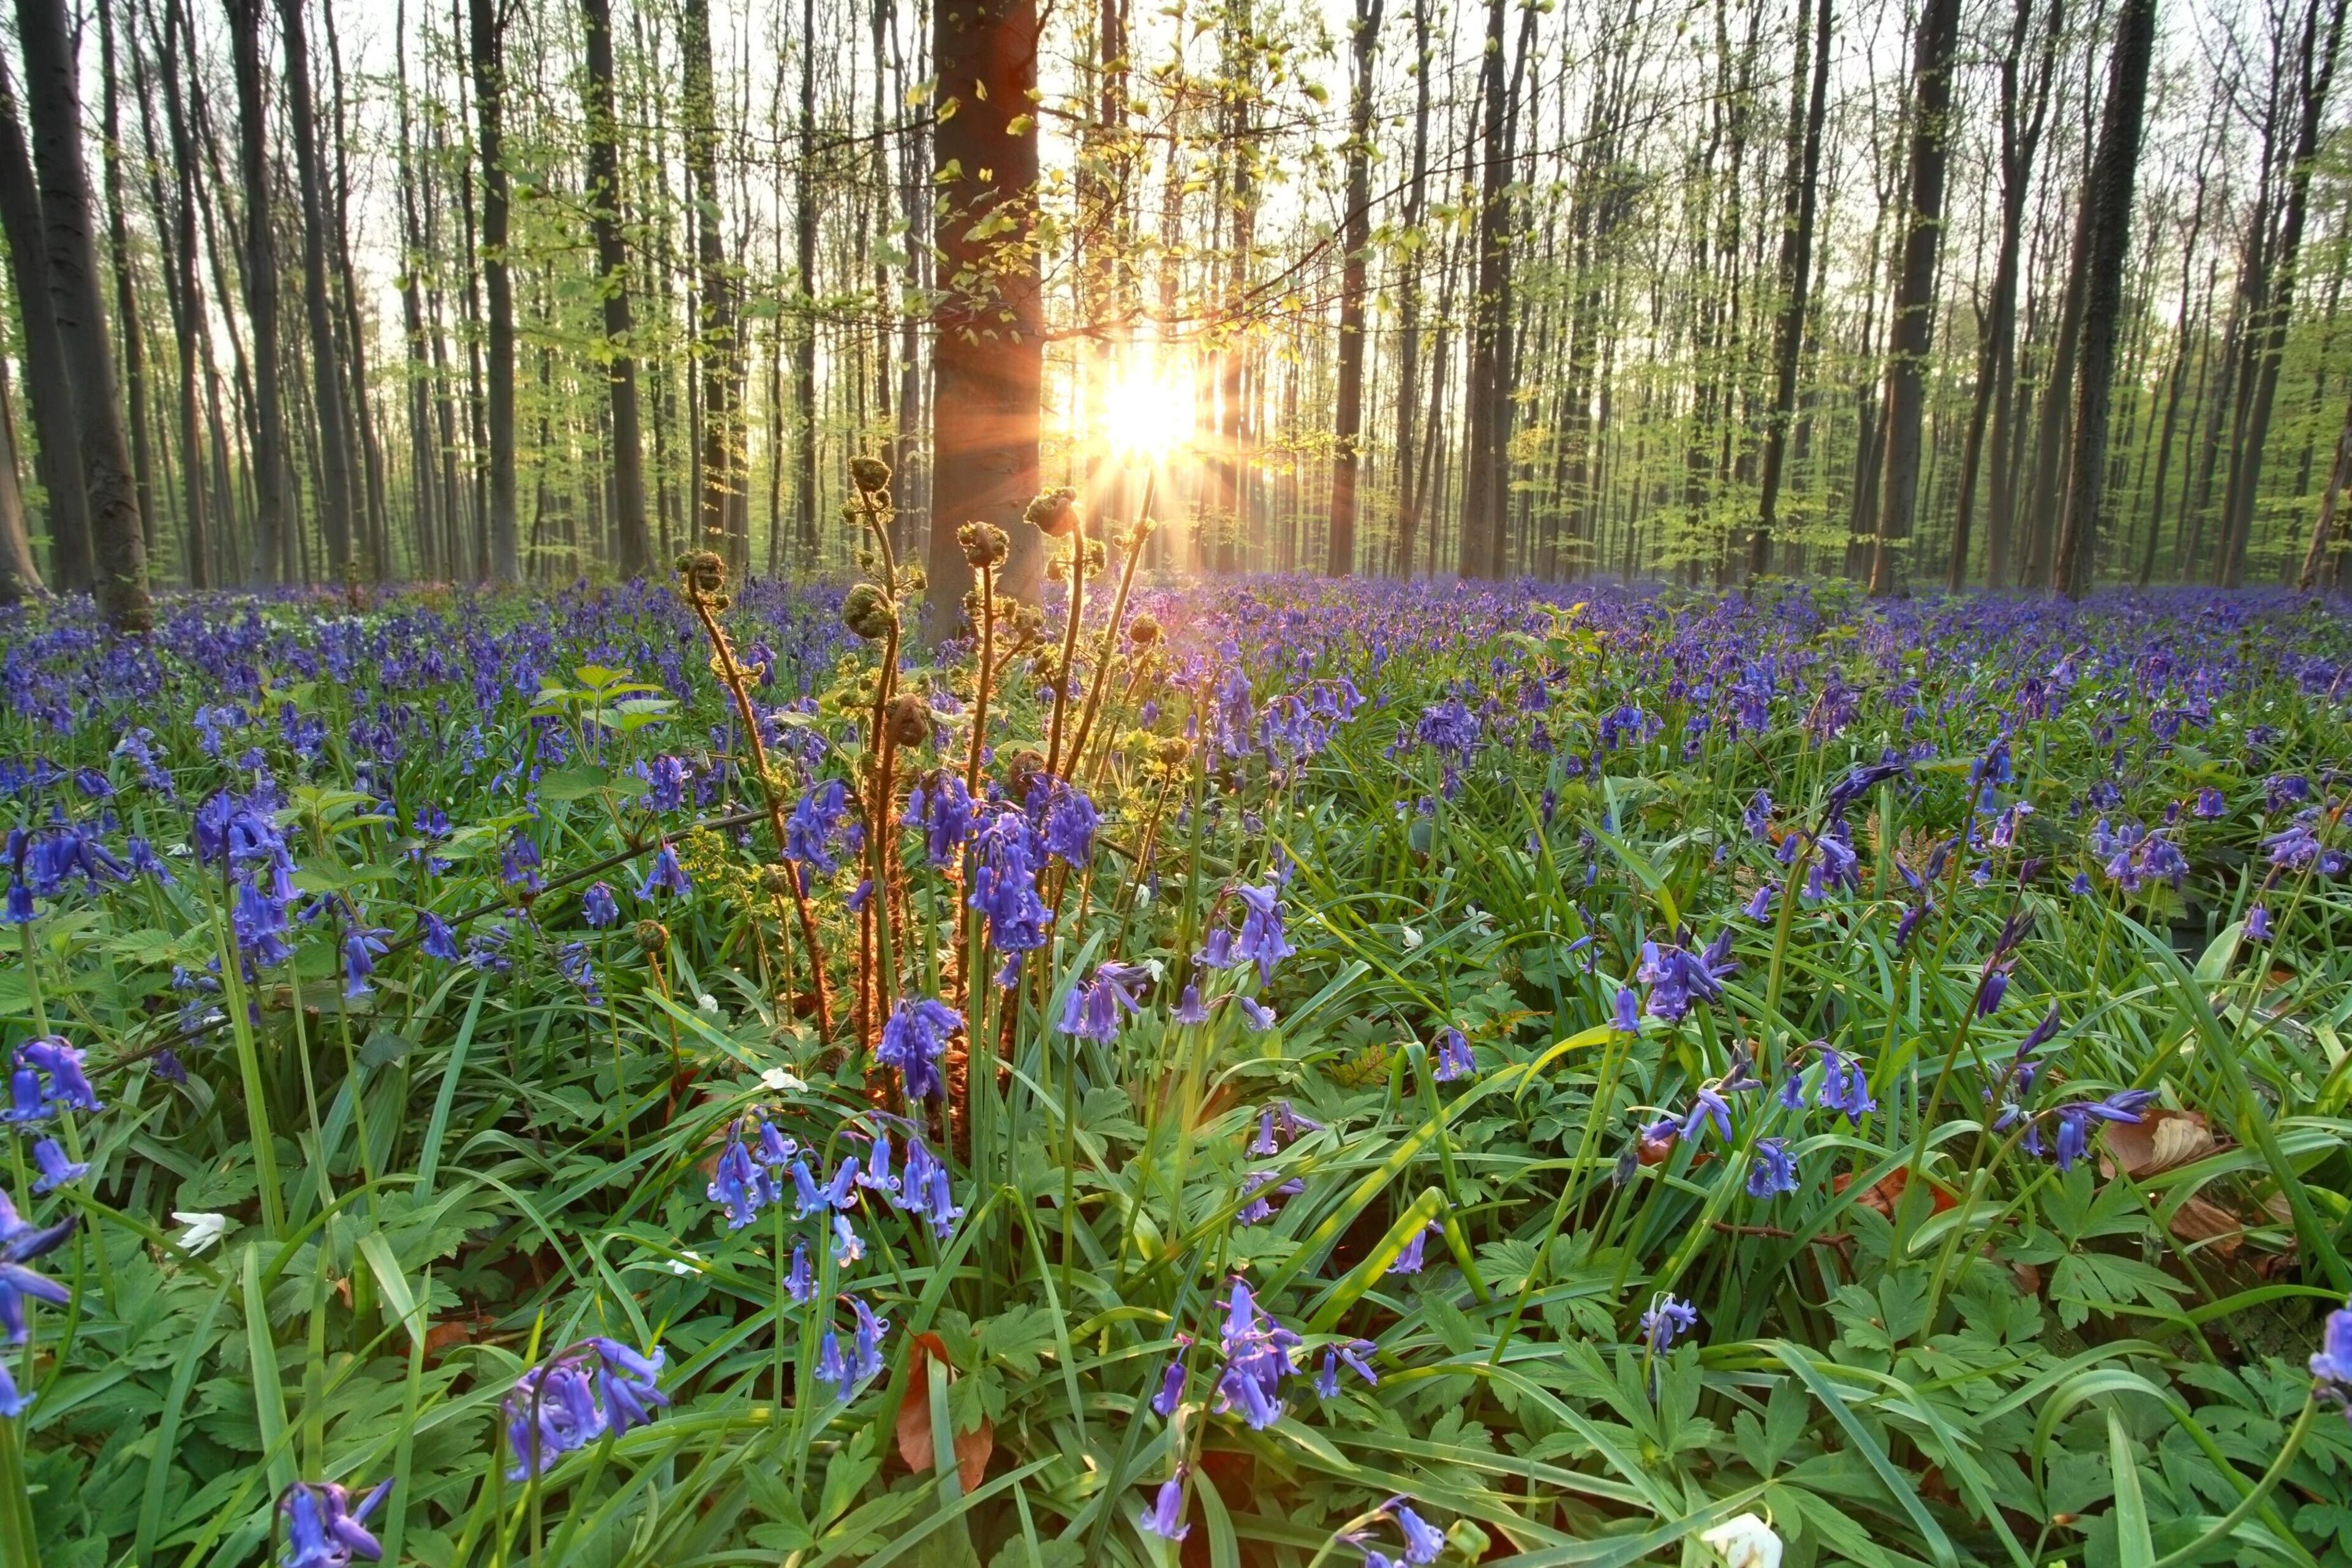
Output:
[[10, 1, 2352, 1566], [0, 0, 2346, 622]]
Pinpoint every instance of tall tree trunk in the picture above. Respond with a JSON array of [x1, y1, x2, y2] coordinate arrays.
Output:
[[1458, 0, 1512, 578], [1866, 0, 1961, 597], [0, 352, 40, 601], [1752, 0, 1831, 577], [0, 56, 88, 591], [2218, 0, 2348, 587], [97, 0, 157, 574], [1948, 0, 2056, 589], [467, 0, 519, 582], [1326, 0, 1382, 575], [13, 0, 148, 627], [682, 0, 739, 575], [2296, 389, 2352, 589], [1389, 0, 1430, 578], [143, 0, 210, 587], [924, 0, 1044, 629], [278, 0, 354, 572], [2051, 0, 2155, 597], [795, 0, 820, 572], [581, 0, 647, 578]]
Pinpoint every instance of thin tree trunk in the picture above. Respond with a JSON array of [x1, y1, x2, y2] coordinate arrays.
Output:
[[467, 0, 519, 581], [0, 53, 88, 592], [277, 0, 354, 571], [1326, 0, 1382, 575], [1867, 0, 1962, 596], [2051, 0, 2155, 598], [1752, 0, 1831, 578], [581, 0, 648, 578]]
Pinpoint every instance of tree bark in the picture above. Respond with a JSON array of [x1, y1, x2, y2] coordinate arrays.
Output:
[[13, 0, 148, 627], [1327, 0, 1382, 575], [795, 0, 820, 572], [924, 0, 1044, 631], [579, 0, 647, 578], [2051, 0, 2155, 598], [467, 0, 519, 582], [682, 0, 739, 575], [1752, 0, 1831, 578], [1866, 0, 1961, 597], [1389, 0, 1430, 578], [0, 351, 40, 602], [0, 57, 88, 592], [1458, 0, 1513, 578], [278, 0, 355, 572]]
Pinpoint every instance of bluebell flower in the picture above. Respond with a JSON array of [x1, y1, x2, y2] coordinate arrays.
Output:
[[1389, 1501, 1446, 1566], [342, 922, 390, 1000], [638, 843, 692, 899], [588, 1338, 671, 1437], [0, 1361, 27, 1419], [2247, 903, 2273, 941], [1978, 965, 2010, 1016], [1743, 882, 1777, 921], [878, 996, 961, 1100], [29, 1139, 85, 1195], [816, 1330, 852, 1401], [1640, 1292, 1698, 1351], [1058, 960, 1150, 1042], [152, 1048, 187, 1085], [2308, 1296, 2352, 1390], [557, 941, 603, 1006], [1743, 790, 1773, 839], [1231, 881, 1296, 985], [2049, 1089, 2155, 1172], [16, 1038, 99, 1115], [1037, 780, 1099, 865], [1679, 1086, 1735, 1144], [848, 1295, 889, 1380], [785, 780, 853, 873], [785, 1242, 813, 1303], [1388, 1223, 1436, 1276], [1152, 1349, 1189, 1415], [910, 773, 979, 868], [1433, 1028, 1475, 1082], [1776, 1072, 1807, 1110], [2, 1067, 47, 1126], [502, 834, 543, 896], [1613, 986, 1641, 1033], [279, 1478, 393, 1567], [582, 881, 619, 927], [1819, 1051, 1875, 1125], [420, 913, 461, 961], [853, 1132, 897, 1198], [831, 1214, 865, 1267], [1139, 1471, 1190, 1541], [1238, 997, 1277, 1033], [969, 810, 1052, 956], [1316, 1338, 1378, 1398], [1174, 983, 1210, 1024], [707, 1126, 775, 1230], [635, 754, 693, 813], [2192, 787, 2227, 820], [125, 837, 174, 884], [1746, 1137, 1798, 1197], [1211, 1277, 1301, 1430]]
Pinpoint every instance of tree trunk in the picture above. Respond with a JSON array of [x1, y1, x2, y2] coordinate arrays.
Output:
[[1458, 0, 1512, 578], [682, 0, 739, 575], [97, 0, 157, 575], [1752, 0, 1831, 578], [2296, 390, 2352, 589], [467, 0, 519, 582], [2051, 0, 2155, 598], [795, 0, 821, 573], [1866, 0, 1961, 597], [13, 0, 148, 628], [1948, 0, 2056, 590], [1326, 0, 1382, 575], [1389, 0, 1430, 578], [0, 352, 40, 601], [578, 0, 646, 578], [924, 0, 1044, 631], [2217, 0, 2348, 587], [0, 57, 88, 592], [277, 0, 355, 572]]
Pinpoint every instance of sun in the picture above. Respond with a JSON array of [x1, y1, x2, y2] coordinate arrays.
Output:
[[1098, 351, 1196, 461]]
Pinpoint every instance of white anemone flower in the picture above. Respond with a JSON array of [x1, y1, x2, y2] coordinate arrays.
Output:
[[1699, 1513, 1782, 1568]]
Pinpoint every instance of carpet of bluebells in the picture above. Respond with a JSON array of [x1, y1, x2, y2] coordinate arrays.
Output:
[[7, 489, 2352, 1568]]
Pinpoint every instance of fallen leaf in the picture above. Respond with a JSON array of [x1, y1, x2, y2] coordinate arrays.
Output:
[[1834, 1166, 1956, 1219], [2011, 1261, 2042, 1296], [2099, 1109, 2220, 1180], [2166, 1196, 2242, 1259], [897, 1332, 992, 1493]]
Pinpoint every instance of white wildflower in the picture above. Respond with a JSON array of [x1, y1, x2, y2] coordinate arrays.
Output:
[[1699, 1513, 1782, 1568], [171, 1211, 231, 1255]]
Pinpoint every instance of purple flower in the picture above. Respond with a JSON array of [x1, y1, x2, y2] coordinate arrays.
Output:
[[279, 1478, 393, 1567], [1173, 983, 1210, 1024], [342, 922, 390, 1000], [878, 997, 961, 1100], [1389, 1500, 1446, 1566], [1037, 780, 1100, 865], [2193, 787, 2227, 820], [1058, 960, 1151, 1042], [502, 833, 543, 896], [29, 1139, 85, 1195], [785, 780, 853, 873], [1388, 1223, 1436, 1276], [1743, 790, 1773, 839], [635, 754, 693, 813], [2049, 1088, 2156, 1173], [15, 1038, 99, 1115], [638, 843, 692, 900], [1640, 1292, 1698, 1351], [2310, 1297, 2352, 1389], [1613, 986, 1641, 1033], [420, 913, 461, 961], [911, 774, 979, 868], [1230, 881, 1296, 985], [1152, 1347, 1189, 1415], [503, 1340, 668, 1478], [969, 810, 1052, 956], [1746, 1137, 1797, 1198], [582, 882, 619, 928], [706, 1125, 775, 1230], [2247, 903, 2273, 941], [1316, 1338, 1378, 1397], [1743, 882, 1777, 921], [1238, 996, 1277, 1033], [1139, 1471, 1190, 1541], [1432, 1028, 1475, 1082], [1819, 1052, 1875, 1125]]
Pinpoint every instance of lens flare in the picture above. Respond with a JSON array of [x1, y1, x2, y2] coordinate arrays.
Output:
[[1099, 352, 1195, 460]]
